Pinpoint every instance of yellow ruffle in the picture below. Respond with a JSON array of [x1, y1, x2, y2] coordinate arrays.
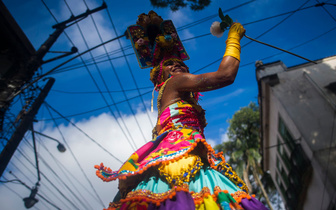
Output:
[[159, 154, 203, 186], [196, 194, 220, 210]]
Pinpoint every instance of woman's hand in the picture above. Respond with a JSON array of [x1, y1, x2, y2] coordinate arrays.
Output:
[[223, 23, 246, 61]]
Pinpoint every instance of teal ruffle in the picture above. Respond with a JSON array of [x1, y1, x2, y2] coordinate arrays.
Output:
[[133, 166, 240, 194]]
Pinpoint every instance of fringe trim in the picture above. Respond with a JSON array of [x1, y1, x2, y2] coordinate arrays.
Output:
[[106, 185, 253, 210]]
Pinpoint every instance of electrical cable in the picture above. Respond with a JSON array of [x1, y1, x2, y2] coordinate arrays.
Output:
[[45, 2, 325, 76], [316, 0, 336, 23], [1, 178, 46, 210], [43, 102, 106, 207], [17, 136, 80, 209], [70, 0, 144, 148], [15, 146, 80, 209], [1, 3, 334, 210], [38, 22, 336, 121], [5, 173, 62, 210], [41, 0, 138, 153], [18, 131, 82, 209], [35, 134, 102, 206], [2, 174, 58, 210], [177, 0, 256, 31], [73, 23, 138, 151], [40, 89, 152, 120], [22, 136, 92, 210], [51, 86, 152, 94], [62, 0, 138, 151], [242, 0, 311, 48], [104, 7, 155, 132], [51, 0, 256, 76], [44, 102, 123, 163], [7, 159, 35, 185], [50, 52, 133, 75]]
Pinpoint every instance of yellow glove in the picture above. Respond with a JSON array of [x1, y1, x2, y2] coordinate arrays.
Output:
[[223, 23, 245, 61]]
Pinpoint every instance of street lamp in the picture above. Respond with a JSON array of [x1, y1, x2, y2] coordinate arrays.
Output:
[[33, 131, 66, 152], [23, 185, 39, 208]]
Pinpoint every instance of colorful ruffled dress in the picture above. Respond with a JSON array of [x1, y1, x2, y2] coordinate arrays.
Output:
[[95, 79, 268, 210]]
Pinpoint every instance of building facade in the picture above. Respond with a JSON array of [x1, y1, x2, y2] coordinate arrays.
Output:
[[256, 56, 336, 210]]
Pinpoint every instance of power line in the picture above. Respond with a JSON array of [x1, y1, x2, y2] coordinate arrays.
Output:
[[43, 102, 106, 207], [65, 0, 139, 150], [41, 0, 138, 152], [4, 173, 62, 210], [22, 136, 92, 210], [242, 0, 311, 48], [44, 102, 123, 163], [316, 0, 336, 23], [177, 0, 256, 31], [16, 140, 79, 209], [40, 23, 336, 121], [40, 89, 152, 120], [104, 7, 155, 133], [13, 147, 78, 209], [35, 134, 102, 206], [78, 0, 146, 147], [45, 2, 324, 76], [1, 178, 46, 210], [73, 16, 138, 150], [8, 139, 73, 209], [51, 86, 152, 94]]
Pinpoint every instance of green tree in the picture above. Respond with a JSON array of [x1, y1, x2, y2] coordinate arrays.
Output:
[[150, 0, 211, 11], [214, 102, 274, 210]]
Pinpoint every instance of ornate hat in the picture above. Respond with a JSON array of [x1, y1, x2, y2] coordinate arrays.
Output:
[[127, 11, 189, 69]]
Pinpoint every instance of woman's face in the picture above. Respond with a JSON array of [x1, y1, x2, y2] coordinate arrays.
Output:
[[163, 60, 188, 78]]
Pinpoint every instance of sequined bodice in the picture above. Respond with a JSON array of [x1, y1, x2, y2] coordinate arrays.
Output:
[[157, 100, 206, 135]]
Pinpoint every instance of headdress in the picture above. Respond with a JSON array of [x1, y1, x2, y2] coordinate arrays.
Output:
[[127, 11, 189, 87]]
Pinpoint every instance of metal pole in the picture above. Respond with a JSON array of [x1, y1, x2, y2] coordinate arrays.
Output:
[[244, 34, 317, 64], [30, 124, 41, 182]]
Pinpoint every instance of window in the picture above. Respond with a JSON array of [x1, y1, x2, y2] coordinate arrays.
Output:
[[276, 156, 289, 188], [277, 138, 291, 171], [278, 115, 296, 151]]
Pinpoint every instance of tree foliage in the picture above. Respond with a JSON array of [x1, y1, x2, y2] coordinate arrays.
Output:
[[150, 0, 211, 11], [215, 102, 261, 170], [214, 102, 275, 209]]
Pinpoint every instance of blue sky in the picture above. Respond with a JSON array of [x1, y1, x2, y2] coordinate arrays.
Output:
[[1, 0, 336, 209]]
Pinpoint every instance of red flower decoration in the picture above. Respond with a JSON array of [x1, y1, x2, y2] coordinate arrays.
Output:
[[165, 130, 183, 143]]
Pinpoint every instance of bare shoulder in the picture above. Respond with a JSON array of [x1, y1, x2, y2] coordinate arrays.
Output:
[[159, 77, 187, 111]]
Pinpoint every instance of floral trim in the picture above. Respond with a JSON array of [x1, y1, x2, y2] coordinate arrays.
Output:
[[94, 133, 248, 195], [96, 136, 214, 180], [231, 191, 255, 204], [112, 184, 190, 209], [95, 137, 201, 182], [106, 185, 250, 210], [158, 154, 203, 186]]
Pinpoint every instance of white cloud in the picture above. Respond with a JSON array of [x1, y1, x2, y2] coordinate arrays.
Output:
[[205, 138, 216, 148], [202, 88, 245, 107], [220, 131, 230, 143], [167, 10, 192, 28], [0, 110, 157, 209]]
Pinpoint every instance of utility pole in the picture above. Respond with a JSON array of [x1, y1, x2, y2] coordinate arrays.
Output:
[[0, 78, 54, 177], [0, 2, 107, 177]]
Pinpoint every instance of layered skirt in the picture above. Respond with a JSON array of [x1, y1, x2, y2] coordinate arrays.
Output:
[[95, 127, 268, 210]]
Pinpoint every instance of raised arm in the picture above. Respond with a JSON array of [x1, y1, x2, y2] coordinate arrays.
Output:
[[167, 23, 245, 93]]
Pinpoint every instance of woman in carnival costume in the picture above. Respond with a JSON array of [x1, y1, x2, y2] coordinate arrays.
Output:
[[95, 11, 268, 210]]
